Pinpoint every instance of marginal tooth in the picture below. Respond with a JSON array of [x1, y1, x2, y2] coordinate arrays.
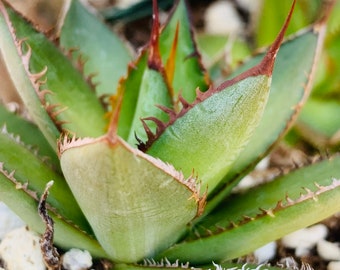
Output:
[[165, 257, 171, 267], [260, 208, 275, 217], [195, 87, 207, 102], [150, 258, 156, 266], [50, 106, 68, 118], [331, 178, 340, 186], [45, 103, 60, 114], [30, 66, 48, 83], [303, 187, 313, 196], [193, 229, 201, 238], [141, 118, 156, 142], [1, 124, 8, 133], [285, 195, 294, 204], [14, 134, 21, 143], [274, 200, 284, 210], [314, 182, 322, 189], [37, 89, 53, 101], [242, 215, 254, 222], [16, 181, 28, 190], [8, 170, 15, 179], [16, 38, 26, 48], [178, 94, 190, 109], [181, 261, 189, 268], [20, 40, 31, 60], [216, 225, 225, 232], [143, 116, 167, 134], [230, 221, 238, 228], [157, 105, 177, 120]]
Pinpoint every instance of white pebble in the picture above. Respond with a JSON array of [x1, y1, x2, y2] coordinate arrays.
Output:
[[281, 224, 328, 256], [317, 240, 340, 261], [0, 226, 45, 270], [204, 1, 244, 36], [62, 248, 92, 270], [254, 241, 277, 263], [115, 0, 142, 9], [328, 261, 340, 270], [236, 0, 262, 14], [0, 202, 25, 240]]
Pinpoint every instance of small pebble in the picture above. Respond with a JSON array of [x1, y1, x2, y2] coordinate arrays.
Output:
[[328, 261, 340, 270], [204, 1, 244, 36], [317, 240, 340, 261], [115, 0, 142, 9], [281, 224, 328, 256], [0, 202, 25, 240], [236, 0, 262, 14], [254, 241, 277, 263], [62, 248, 92, 270], [0, 226, 45, 270]]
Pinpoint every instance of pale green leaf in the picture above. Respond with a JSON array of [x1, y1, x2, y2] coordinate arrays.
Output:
[[159, 157, 340, 264], [0, 2, 107, 148], [207, 25, 326, 211], [60, 134, 202, 262], [57, 0, 132, 97]]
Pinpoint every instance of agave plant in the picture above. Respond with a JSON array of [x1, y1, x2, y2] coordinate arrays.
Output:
[[0, 0, 339, 269]]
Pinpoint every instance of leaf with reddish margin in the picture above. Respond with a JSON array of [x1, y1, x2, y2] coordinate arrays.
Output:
[[145, 0, 296, 196]]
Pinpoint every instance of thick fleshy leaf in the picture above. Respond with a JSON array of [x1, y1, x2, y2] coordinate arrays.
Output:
[[0, 2, 107, 149], [59, 134, 203, 262], [159, 0, 210, 103], [159, 157, 340, 264], [0, 104, 59, 168], [145, 2, 295, 196], [0, 167, 106, 258], [206, 24, 326, 210], [146, 75, 271, 196], [0, 2, 59, 149], [0, 127, 91, 234], [57, 0, 132, 97], [0, 128, 106, 257]]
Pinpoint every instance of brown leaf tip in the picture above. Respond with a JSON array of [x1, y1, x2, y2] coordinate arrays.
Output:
[[148, 0, 163, 71], [258, 0, 296, 76]]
